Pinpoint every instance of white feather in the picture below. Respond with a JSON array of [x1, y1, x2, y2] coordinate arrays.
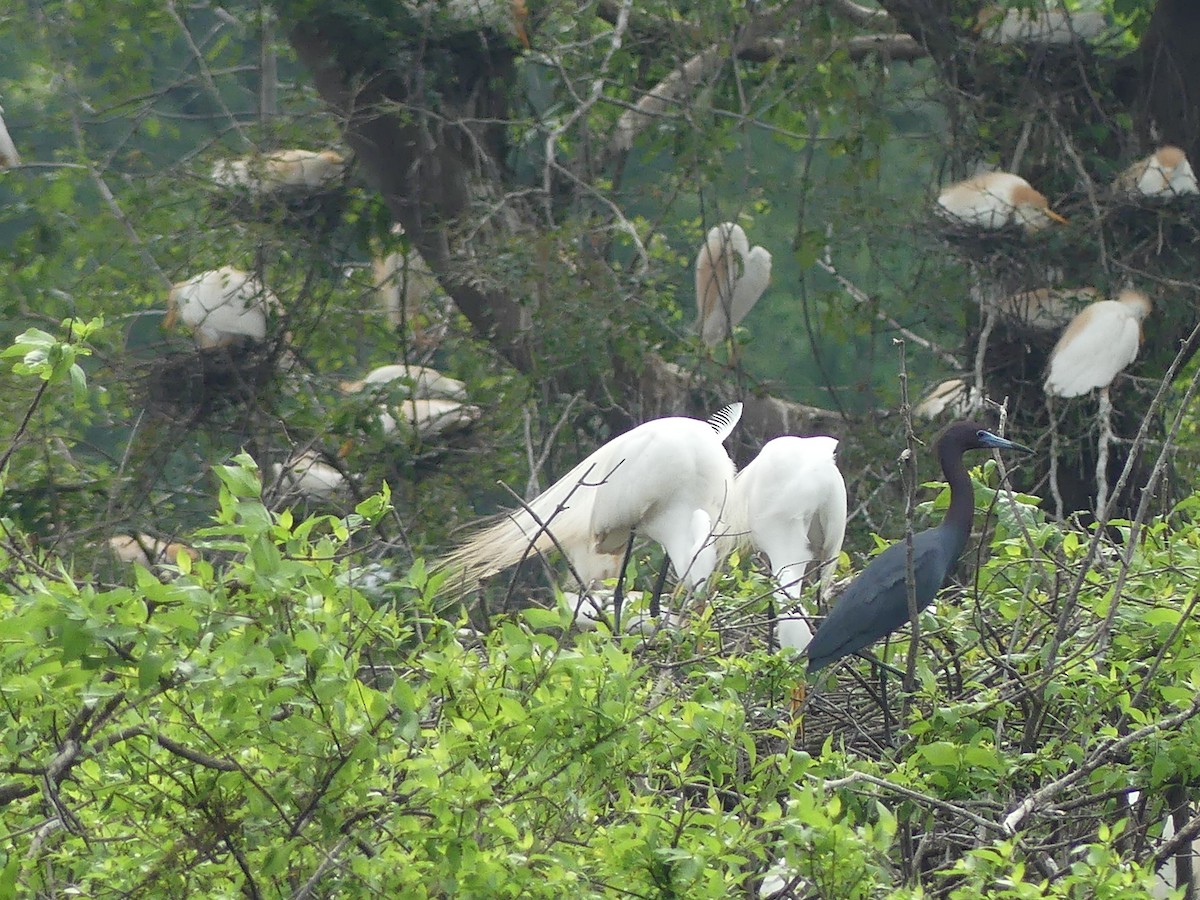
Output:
[[1044, 291, 1151, 398], [168, 267, 279, 349]]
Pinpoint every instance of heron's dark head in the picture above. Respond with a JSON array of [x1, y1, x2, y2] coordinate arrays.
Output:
[[938, 420, 1034, 455]]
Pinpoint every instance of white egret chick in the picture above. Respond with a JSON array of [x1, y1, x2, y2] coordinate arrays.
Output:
[[211, 149, 345, 194], [340, 364, 467, 400], [109, 534, 198, 569], [914, 378, 984, 421], [438, 404, 742, 592], [1044, 290, 1151, 397], [378, 398, 482, 439], [1114, 146, 1199, 199], [164, 267, 280, 349], [694, 223, 773, 345], [0, 105, 19, 168], [726, 435, 847, 654], [937, 172, 1068, 232], [270, 450, 347, 502], [976, 4, 1107, 44]]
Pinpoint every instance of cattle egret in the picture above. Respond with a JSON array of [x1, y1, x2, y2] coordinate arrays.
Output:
[[164, 267, 280, 349], [372, 224, 446, 343], [1044, 290, 1151, 398], [210, 149, 345, 194], [976, 4, 1107, 44], [109, 534, 198, 569], [340, 364, 467, 401], [0, 105, 19, 169], [915, 378, 984, 421], [694, 223, 773, 346], [726, 436, 848, 654], [438, 404, 742, 592], [806, 422, 1032, 674], [378, 398, 482, 439], [1114, 146, 1200, 199], [994, 286, 1099, 331], [937, 172, 1068, 232], [270, 450, 347, 502]]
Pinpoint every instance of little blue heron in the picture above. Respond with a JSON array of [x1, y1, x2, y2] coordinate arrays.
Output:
[[806, 421, 1032, 674], [438, 404, 742, 593], [937, 172, 1067, 233], [694, 223, 772, 346], [1114, 146, 1199, 199]]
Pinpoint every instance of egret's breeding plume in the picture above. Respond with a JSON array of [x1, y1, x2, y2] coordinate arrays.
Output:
[[694, 223, 772, 346], [210, 149, 345, 195], [975, 4, 1107, 44], [727, 435, 847, 653], [164, 267, 281, 349], [937, 172, 1068, 233], [806, 422, 1032, 673], [340, 364, 467, 401], [1044, 290, 1151, 398], [1114, 146, 1199, 199], [438, 404, 743, 592]]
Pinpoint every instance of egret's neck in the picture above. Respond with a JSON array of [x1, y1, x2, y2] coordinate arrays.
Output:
[[939, 442, 976, 561]]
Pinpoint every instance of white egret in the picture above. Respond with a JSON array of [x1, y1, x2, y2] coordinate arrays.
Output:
[[164, 267, 281, 349], [270, 450, 347, 502], [937, 172, 1068, 233], [1114, 146, 1199, 199], [0, 104, 19, 168], [1044, 289, 1151, 398], [372, 224, 446, 343], [378, 397, 482, 439], [340, 364, 467, 400], [914, 378, 984, 421], [438, 404, 742, 592], [109, 534, 197, 569], [975, 4, 1107, 44], [725, 435, 847, 653], [694, 223, 773, 346], [210, 149, 345, 194]]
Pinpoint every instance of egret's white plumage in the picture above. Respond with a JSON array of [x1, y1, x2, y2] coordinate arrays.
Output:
[[1044, 290, 1151, 398], [439, 404, 742, 591], [165, 267, 280, 349], [372, 224, 445, 339], [1114, 146, 1199, 199], [976, 4, 1107, 44], [109, 534, 197, 568], [0, 105, 19, 169], [914, 379, 984, 421], [211, 149, 345, 194], [341, 364, 467, 400], [694, 223, 772, 345], [378, 398, 482, 439], [937, 172, 1067, 232], [724, 435, 847, 653], [270, 450, 347, 501]]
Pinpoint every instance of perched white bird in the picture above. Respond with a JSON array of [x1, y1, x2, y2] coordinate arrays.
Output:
[[109, 534, 197, 568], [340, 364, 467, 400], [976, 4, 1107, 44], [994, 286, 1100, 331], [165, 267, 281, 349], [372, 224, 446, 342], [211, 149, 345, 194], [270, 450, 347, 502], [724, 436, 847, 654], [937, 172, 1068, 233], [378, 398, 482, 439], [0, 104, 19, 169], [438, 404, 743, 591], [694, 223, 773, 346], [914, 378, 984, 421], [1044, 290, 1151, 398], [1114, 146, 1200, 199]]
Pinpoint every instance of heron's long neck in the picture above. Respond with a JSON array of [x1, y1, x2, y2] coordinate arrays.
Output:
[[938, 442, 975, 562]]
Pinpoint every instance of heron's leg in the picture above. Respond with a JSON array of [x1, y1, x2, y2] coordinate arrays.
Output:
[[612, 531, 636, 633], [767, 593, 779, 651], [879, 665, 894, 746], [649, 552, 670, 619]]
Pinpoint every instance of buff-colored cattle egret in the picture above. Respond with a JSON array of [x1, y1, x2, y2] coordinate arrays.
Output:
[[270, 450, 347, 502], [915, 378, 984, 421], [378, 397, 482, 439], [438, 404, 742, 592], [164, 267, 281, 349], [0, 105, 19, 169], [937, 172, 1068, 233], [694, 223, 773, 346], [726, 436, 847, 654], [1044, 290, 1151, 398], [109, 534, 198, 569], [994, 286, 1100, 331], [1114, 146, 1199, 199], [976, 4, 1107, 44], [211, 149, 345, 194], [340, 364, 467, 400]]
